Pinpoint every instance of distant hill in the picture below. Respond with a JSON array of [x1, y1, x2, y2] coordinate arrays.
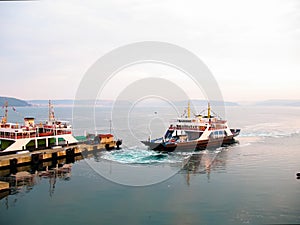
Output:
[[28, 99, 126, 107], [5, 97, 300, 107], [255, 99, 300, 107], [0, 96, 31, 107], [28, 99, 74, 106], [177, 100, 239, 107], [27, 99, 239, 107]]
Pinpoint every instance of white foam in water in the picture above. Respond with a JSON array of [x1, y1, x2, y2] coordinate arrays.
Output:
[[100, 147, 185, 164], [88, 147, 193, 186], [202, 148, 222, 154], [240, 122, 300, 139], [238, 143, 252, 148], [240, 130, 299, 138]]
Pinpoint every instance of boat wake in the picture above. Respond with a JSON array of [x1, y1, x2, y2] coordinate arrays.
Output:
[[240, 123, 300, 139], [240, 130, 300, 138], [100, 147, 186, 165], [98, 145, 228, 167]]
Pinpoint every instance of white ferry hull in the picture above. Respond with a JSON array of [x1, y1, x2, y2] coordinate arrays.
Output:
[[142, 129, 240, 152], [142, 135, 238, 152], [141, 102, 241, 153]]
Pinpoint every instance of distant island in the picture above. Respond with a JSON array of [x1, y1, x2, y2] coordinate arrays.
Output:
[[28, 99, 116, 107], [28, 99, 75, 106], [0, 96, 31, 107], [255, 99, 300, 107], [31, 99, 300, 107], [27, 99, 239, 107], [2, 96, 300, 107]]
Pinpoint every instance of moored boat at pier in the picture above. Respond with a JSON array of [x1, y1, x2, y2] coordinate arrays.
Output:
[[0, 100, 78, 154]]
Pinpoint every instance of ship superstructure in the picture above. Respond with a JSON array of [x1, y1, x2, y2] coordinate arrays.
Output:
[[0, 100, 78, 153]]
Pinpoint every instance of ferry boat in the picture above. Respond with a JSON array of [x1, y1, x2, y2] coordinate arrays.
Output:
[[0, 100, 78, 154], [141, 102, 240, 152]]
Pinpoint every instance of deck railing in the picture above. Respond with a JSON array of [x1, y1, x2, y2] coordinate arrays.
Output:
[[0, 130, 72, 139]]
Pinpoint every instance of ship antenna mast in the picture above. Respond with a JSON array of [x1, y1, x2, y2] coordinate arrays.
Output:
[[48, 100, 51, 122], [48, 100, 55, 123], [1, 101, 8, 124], [187, 101, 191, 118], [207, 102, 211, 118]]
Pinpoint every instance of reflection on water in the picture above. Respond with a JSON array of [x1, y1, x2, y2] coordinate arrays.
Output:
[[0, 147, 231, 205], [0, 154, 84, 207], [181, 148, 229, 185], [82, 146, 232, 186], [1, 106, 300, 225]]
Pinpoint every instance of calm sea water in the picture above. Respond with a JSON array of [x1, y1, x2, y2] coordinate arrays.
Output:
[[0, 105, 300, 225]]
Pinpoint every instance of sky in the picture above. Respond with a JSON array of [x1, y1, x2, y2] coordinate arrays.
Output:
[[0, 0, 300, 102]]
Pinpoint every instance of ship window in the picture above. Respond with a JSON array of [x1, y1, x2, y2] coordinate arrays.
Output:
[[164, 130, 174, 139], [186, 131, 202, 140]]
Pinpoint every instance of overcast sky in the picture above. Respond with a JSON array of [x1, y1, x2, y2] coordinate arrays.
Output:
[[1, 0, 299, 102]]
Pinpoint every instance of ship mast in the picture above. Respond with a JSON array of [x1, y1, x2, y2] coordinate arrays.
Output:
[[48, 100, 51, 122], [48, 100, 55, 123], [187, 101, 191, 118], [1, 101, 8, 124], [207, 102, 211, 118]]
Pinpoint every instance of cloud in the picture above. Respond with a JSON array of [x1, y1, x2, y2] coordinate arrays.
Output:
[[0, 0, 299, 100]]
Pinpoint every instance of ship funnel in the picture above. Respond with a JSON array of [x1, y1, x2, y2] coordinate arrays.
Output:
[[187, 101, 191, 118], [24, 117, 35, 127], [208, 102, 211, 118]]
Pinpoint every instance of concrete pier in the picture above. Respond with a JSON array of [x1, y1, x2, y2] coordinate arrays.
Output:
[[0, 181, 9, 191], [0, 141, 117, 169]]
